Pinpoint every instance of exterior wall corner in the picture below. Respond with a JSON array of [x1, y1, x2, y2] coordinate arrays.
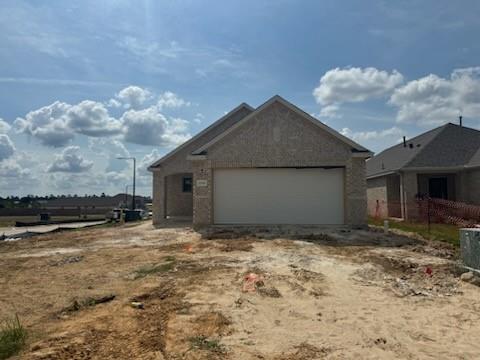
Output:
[[192, 160, 213, 227], [345, 157, 367, 225]]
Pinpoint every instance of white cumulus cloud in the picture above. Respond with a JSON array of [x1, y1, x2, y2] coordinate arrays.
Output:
[[389, 67, 480, 126], [121, 106, 191, 147], [340, 126, 404, 142], [115, 86, 152, 109], [66, 100, 122, 137], [47, 146, 93, 173], [313, 67, 404, 105], [14, 101, 74, 147], [13, 87, 193, 148], [88, 138, 131, 172], [0, 118, 11, 133], [157, 91, 190, 110], [0, 134, 15, 161]]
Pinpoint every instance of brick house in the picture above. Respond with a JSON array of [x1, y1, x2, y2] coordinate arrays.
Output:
[[366, 123, 480, 220], [148, 95, 372, 229]]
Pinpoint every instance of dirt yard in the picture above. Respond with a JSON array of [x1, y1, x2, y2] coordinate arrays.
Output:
[[1, 222, 479, 359]]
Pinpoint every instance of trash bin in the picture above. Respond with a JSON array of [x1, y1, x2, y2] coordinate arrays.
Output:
[[125, 210, 142, 222]]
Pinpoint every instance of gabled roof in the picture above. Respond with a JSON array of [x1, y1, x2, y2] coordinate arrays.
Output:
[[191, 95, 371, 156], [148, 102, 254, 169], [366, 123, 480, 178]]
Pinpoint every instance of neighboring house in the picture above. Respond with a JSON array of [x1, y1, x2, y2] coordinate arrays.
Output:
[[148, 95, 372, 228], [366, 123, 480, 220]]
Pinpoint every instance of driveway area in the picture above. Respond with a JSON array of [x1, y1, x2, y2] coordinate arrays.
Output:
[[0, 222, 479, 359]]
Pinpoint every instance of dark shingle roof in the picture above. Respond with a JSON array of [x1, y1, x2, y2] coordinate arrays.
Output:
[[366, 123, 480, 178]]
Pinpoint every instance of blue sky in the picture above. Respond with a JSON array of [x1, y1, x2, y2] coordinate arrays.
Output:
[[1, 0, 480, 196]]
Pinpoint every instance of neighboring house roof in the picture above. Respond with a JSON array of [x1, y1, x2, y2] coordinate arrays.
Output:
[[191, 95, 371, 156], [148, 103, 254, 169], [366, 123, 480, 178]]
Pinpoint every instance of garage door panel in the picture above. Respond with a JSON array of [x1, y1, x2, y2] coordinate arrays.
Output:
[[214, 168, 344, 224]]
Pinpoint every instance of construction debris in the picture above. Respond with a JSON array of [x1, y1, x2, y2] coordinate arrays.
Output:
[[242, 273, 264, 293], [62, 294, 116, 313], [130, 301, 144, 309]]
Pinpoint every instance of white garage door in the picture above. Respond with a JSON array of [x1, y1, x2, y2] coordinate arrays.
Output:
[[213, 168, 344, 224]]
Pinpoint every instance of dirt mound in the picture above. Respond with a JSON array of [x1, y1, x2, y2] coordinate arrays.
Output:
[[353, 254, 462, 297], [27, 280, 187, 360]]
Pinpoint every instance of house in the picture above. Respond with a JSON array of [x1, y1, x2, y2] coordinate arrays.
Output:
[[366, 123, 480, 220], [148, 95, 372, 228]]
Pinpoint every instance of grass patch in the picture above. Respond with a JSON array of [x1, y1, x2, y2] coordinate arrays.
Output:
[[133, 257, 176, 280], [369, 217, 460, 247], [188, 336, 226, 353], [0, 315, 27, 360]]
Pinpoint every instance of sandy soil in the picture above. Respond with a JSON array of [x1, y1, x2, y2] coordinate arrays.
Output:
[[0, 222, 479, 359]]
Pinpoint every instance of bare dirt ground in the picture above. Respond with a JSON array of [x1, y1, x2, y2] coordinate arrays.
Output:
[[1, 221, 479, 359]]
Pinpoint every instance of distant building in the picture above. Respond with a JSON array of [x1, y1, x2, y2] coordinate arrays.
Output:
[[44, 194, 149, 211]]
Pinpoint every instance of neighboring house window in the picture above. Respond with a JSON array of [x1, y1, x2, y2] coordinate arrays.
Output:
[[182, 177, 193, 193]]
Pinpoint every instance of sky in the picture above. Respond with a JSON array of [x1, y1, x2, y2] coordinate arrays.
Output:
[[1, 0, 480, 197]]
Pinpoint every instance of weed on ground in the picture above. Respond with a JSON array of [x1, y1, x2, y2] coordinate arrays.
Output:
[[0, 315, 27, 360], [133, 257, 176, 279], [188, 335, 226, 353]]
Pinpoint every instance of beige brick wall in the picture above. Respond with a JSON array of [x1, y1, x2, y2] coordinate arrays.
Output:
[[152, 171, 165, 224], [192, 161, 213, 227], [345, 157, 368, 225], [207, 102, 351, 167], [165, 173, 193, 217]]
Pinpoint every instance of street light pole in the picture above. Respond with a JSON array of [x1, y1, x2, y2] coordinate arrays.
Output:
[[125, 185, 129, 208], [117, 157, 136, 210], [132, 157, 136, 210]]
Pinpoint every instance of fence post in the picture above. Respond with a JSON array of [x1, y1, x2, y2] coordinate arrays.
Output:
[[427, 197, 431, 234]]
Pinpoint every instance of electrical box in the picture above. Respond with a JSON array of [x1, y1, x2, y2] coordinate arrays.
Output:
[[460, 228, 480, 271]]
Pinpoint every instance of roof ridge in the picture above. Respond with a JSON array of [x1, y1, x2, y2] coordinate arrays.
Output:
[[191, 95, 371, 155]]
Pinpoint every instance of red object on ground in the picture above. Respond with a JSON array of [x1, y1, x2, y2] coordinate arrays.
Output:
[[242, 273, 264, 292], [425, 267, 433, 276]]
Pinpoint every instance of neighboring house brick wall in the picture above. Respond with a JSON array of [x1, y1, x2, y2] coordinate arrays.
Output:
[[367, 176, 388, 218], [468, 169, 480, 205], [400, 171, 419, 220], [386, 175, 401, 217]]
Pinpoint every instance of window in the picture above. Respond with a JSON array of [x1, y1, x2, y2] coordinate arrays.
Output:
[[182, 177, 192, 193], [429, 177, 448, 199]]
